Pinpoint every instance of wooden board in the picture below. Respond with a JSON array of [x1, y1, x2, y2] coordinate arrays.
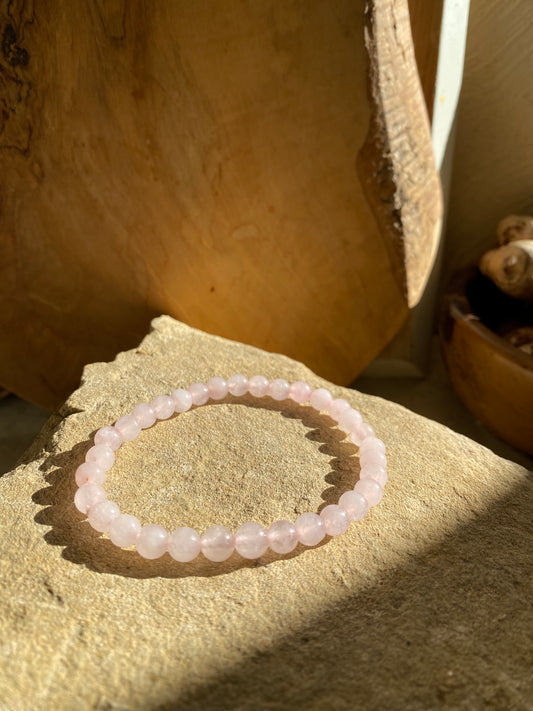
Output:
[[0, 0, 441, 408], [445, 0, 533, 280], [408, 0, 445, 120]]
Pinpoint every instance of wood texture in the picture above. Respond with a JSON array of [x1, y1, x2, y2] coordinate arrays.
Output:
[[445, 0, 533, 280], [441, 269, 533, 454], [359, 0, 442, 306], [0, 1, 440, 408], [407, 0, 444, 119]]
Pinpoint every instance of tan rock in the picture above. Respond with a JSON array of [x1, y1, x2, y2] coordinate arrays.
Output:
[[0, 316, 531, 710]]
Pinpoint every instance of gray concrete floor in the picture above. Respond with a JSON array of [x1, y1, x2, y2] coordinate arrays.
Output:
[[0, 341, 530, 476]]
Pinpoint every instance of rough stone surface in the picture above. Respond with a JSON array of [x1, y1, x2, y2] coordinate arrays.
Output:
[[0, 316, 531, 710]]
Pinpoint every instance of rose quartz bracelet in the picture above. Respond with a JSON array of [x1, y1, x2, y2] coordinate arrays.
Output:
[[74, 375, 387, 562]]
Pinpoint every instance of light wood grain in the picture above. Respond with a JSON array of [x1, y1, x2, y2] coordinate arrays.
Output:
[[407, 0, 444, 119], [445, 0, 533, 279], [441, 269, 533, 454], [0, 1, 440, 408]]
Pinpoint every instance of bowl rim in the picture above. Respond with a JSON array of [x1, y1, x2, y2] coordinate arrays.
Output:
[[443, 266, 533, 372]]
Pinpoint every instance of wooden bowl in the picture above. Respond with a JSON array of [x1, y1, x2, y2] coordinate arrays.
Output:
[[441, 267, 533, 454]]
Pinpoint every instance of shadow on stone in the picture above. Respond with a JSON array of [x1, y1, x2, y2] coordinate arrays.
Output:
[[170, 475, 533, 710]]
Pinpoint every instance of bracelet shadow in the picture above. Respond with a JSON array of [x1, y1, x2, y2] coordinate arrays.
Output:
[[32, 393, 361, 579]]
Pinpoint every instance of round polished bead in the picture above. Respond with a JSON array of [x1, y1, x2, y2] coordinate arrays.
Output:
[[310, 388, 333, 412], [94, 426, 122, 451], [227, 373, 248, 396], [289, 381, 312, 404], [338, 490, 369, 522], [109, 514, 141, 547], [151, 394, 175, 420], [136, 524, 169, 559], [248, 375, 269, 397], [207, 376, 228, 400], [75, 461, 105, 487], [87, 500, 120, 533], [360, 450, 387, 469], [320, 504, 349, 536], [351, 422, 376, 446], [115, 414, 142, 442], [74, 483, 106, 514], [328, 398, 351, 421], [269, 378, 290, 401], [235, 522, 269, 559], [131, 402, 157, 429], [189, 382, 209, 406], [74, 378, 386, 561], [168, 527, 201, 562], [201, 525, 235, 562], [338, 408, 363, 433], [359, 437, 386, 454], [171, 388, 193, 413], [354, 478, 383, 507], [295, 513, 326, 547], [360, 464, 388, 488], [267, 520, 298, 554], [85, 444, 115, 471]]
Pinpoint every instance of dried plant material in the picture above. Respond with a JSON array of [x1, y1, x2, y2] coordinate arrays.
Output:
[[497, 215, 533, 245], [503, 326, 533, 356], [479, 240, 533, 300]]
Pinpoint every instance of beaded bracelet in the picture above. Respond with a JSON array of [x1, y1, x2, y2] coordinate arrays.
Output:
[[74, 375, 387, 561]]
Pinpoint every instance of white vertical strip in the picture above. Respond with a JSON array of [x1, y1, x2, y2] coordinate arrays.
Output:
[[431, 0, 471, 170]]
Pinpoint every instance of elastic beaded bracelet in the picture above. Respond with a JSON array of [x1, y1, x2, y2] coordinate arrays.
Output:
[[74, 375, 387, 562]]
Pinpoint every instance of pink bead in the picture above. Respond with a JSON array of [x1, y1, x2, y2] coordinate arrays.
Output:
[[248, 375, 269, 397], [136, 524, 168, 559], [269, 378, 290, 401], [267, 520, 298, 554], [360, 464, 388, 488], [227, 373, 248, 396], [338, 490, 369, 521], [328, 398, 351, 421], [207, 376, 228, 400], [360, 450, 387, 469], [115, 414, 142, 442], [235, 522, 269, 559], [87, 500, 120, 532], [338, 408, 363, 433], [359, 437, 386, 454], [85, 444, 115, 471], [320, 504, 349, 536], [310, 388, 333, 412], [131, 402, 156, 429], [74, 483, 106, 514], [289, 381, 312, 404], [109, 513, 141, 547], [94, 426, 122, 451], [168, 527, 201, 562], [351, 422, 376, 446], [171, 388, 193, 413], [75, 461, 105, 487], [295, 513, 326, 547], [189, 382, 209, 406], [201, 525, 235, 562], [354, 478, 383, 507], [151, 394, 175, 420]]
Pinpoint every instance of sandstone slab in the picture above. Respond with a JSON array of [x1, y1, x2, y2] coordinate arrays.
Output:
[[0, 316, 531, 710]]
